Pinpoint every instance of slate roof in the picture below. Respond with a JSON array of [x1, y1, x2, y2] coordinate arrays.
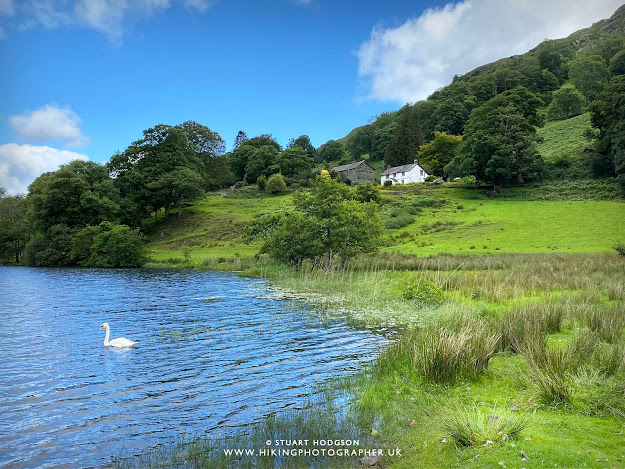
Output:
[[381, 162, 420, 176], [332, 160, 373, 172]]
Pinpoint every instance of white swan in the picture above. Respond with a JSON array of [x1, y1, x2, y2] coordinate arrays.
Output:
[[99, 323, 137, 348]]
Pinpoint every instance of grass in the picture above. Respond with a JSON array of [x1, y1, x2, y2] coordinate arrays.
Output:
[[143, 184, 625, 264], [537, 112, 592, 160]]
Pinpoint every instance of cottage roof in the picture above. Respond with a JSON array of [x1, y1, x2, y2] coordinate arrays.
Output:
[[381, 162, 420, 176], [332, 160, 373, 172]]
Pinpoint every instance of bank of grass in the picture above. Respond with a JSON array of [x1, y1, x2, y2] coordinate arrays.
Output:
[[115, 252, 625, 468], [536, 113, 592, 160]]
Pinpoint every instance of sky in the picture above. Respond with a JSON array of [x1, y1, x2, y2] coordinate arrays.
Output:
[[0, 0, 623, 194]]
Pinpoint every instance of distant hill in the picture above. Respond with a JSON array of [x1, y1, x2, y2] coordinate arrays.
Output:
[[328, 4, 625, 174]]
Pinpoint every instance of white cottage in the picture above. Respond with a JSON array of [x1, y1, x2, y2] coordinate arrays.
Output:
[[380, 160, 429, 185]]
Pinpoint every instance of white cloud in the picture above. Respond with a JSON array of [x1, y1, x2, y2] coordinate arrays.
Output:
[[183, 0, 213, 13], [9, 0, 215, 43], [358, 0, 625, 103], [0, 0, 14, 16], [290, 0, 312, 6], [0, 25, 6, 38], [0, 144, 89, 195], [9, 104, 91, 149]]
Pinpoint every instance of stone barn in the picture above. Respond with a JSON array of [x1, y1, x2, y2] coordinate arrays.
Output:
[[331, 160, 375, 184]]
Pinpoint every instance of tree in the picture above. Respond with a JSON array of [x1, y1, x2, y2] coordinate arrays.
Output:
[[348, 126, 374, 159], [229, 134, 281, 180], [72, 222, 146, 267], [23, 224, 76, 267], [589, 75, 625, 193], [609, 50, 625, 77], [176, 121, 227, 190], [546, 84, 587, 120], [233, 130, 247, 151], [275, 147, 314, 178], [446, 87, 544, 187], [287, 135, 316, 160], [108, 125, 205, 222], [0, 192, 30, 263], [568, 55, 610, 101], [417, 132, 463, 177], [244, 176, 381, 268], [316, 140, 348, 163], [244, 145, 280, 182], [432, 98, 469, 136], [28, 160, 121, 232], [384, 104, 424, 168]]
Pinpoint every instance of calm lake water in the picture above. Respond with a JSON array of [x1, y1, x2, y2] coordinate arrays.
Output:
[[0, 267, 390, 468]]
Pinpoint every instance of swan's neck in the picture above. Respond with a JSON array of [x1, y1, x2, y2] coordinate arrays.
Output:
[[103, 325, 110, 346]]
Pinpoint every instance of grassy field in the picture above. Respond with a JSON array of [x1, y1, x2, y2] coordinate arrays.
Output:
[[145, 184, 625, 264], [123, 185, 625, 468]]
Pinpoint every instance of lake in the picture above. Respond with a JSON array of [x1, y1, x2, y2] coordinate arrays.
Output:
[[0, 267, 390, 468]]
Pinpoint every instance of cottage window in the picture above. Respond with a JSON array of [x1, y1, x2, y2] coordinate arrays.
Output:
[[420, 170, 424, 176], [401, 172, 405, 176]]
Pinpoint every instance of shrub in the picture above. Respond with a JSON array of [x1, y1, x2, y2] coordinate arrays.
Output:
[[383, 179, 393, 187], [385, 213, 414, 229], [256, 175, 266, 191], [354, 183, 381, 203], [265, 173, 287, 194], [400, 277, 444, 304], [614, 242, 625, 256]]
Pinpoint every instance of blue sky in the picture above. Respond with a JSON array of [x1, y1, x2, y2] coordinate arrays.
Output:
[[0, 0, 623, 194]]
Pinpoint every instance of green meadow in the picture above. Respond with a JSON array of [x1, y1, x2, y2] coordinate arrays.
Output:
[[144, 184, 625, 264]]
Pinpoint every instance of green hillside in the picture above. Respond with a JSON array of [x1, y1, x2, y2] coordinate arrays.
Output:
[[145, 185, 625, 265], [537, 112, 592, 160]]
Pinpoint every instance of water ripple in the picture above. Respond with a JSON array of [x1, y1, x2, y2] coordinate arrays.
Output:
[[0, 267, 389, 468]]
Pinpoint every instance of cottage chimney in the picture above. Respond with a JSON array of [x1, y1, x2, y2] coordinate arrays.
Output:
[[414, 159, 418, 165]]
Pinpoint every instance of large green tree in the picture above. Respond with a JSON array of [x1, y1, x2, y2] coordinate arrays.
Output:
[[546, 84, 586, 120], [275, 147, 314, 179], [568, 55, 610, 101], [384, 104, 424, 168], [417, 132, 463, 177], [108, 125, 205, 222], [244, 175, 381, 268], [229, 134, 281, 181], [28, 160, 121, 232], [590, 75, 625, 193], [0, 191, 30, 263], [287, 135, 316, 160], [446, 87, 544, 187]]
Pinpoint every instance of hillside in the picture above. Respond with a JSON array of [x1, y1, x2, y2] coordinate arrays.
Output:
[[326, 4, 625, 177], [144, 185, 624, 265], [536, 112, 592, 160]]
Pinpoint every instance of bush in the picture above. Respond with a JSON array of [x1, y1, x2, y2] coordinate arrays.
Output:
[[234, 180, 246, 189], [383, 179, 393, 187], [266, 174, 287, 194], [400, 276, 444, 304], [614, 242, 625, 256], [256, 175, 266, 191], [354, 183, 381, 203], [385, 213, 415, 229]]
